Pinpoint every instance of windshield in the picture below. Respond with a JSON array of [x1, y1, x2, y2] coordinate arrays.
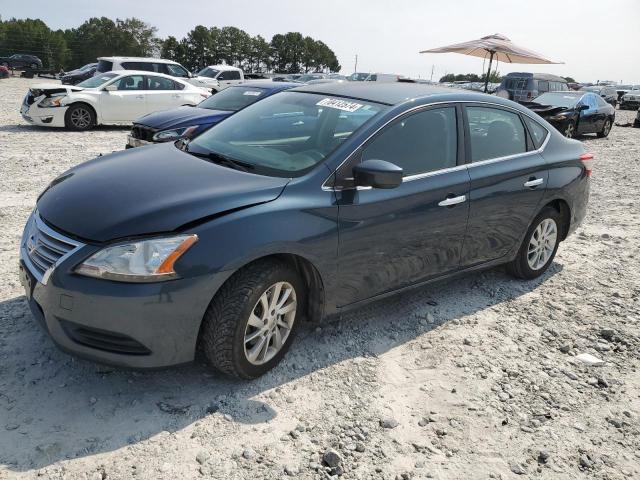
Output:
[[198, 86, 270, 111], [197, 67, 219, 78], [534, 92, 582, 107], [79, 63, 95, 71], [186, 92, 386, 177], [76, 73, 118, 88]]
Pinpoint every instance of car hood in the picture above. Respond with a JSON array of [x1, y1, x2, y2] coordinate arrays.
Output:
[[37, 142, 289, 242], [191, 76, 220, 86], [29, 83, 85, 96], [525, 103, 572, 116], [135, 106, 232, 130]]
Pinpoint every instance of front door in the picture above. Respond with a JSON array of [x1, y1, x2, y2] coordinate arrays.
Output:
[[216, 70, 242, 89], [100, 74, 147, 122], [577, 93, 599, 134], [335, 105, 470, 307], [460, 105, 549, 267]]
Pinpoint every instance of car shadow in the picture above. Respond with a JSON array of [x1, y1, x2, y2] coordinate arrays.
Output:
[[0, 263, 562, 471]]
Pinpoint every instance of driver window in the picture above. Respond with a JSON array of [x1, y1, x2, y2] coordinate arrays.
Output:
[[361, 107, 458, 177]]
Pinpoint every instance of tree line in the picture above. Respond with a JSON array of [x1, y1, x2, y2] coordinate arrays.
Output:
[[0, 17, 341, 73]]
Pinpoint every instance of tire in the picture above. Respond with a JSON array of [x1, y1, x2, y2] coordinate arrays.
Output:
[[507, 207, 562, 280], [563, 121, 576, 138], [64, 103, 95, 131], [597, 118, 612, 138], [199, 259, 305, 379]]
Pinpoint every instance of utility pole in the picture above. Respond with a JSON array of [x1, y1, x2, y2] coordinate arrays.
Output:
[[354, 54, 358, 73]]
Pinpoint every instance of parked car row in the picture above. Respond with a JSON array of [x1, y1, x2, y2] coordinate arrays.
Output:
[[0, 53, 42, 70], [19, 81, 593, 379]]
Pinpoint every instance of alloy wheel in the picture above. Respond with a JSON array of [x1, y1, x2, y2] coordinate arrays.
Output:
[[602, 120, 611, 136], [243, 281, 297, 365], [527, 218, 558, 271], [70, 108, 91, 129]]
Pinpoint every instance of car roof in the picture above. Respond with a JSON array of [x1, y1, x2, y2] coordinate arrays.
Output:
[[97, 57, 180, 64], [504, 72, 567, 82], [105, 70, 191, 83], [232, 80, 300, 91], [204, 64, 242, 71], [290, 82, 480, 106]]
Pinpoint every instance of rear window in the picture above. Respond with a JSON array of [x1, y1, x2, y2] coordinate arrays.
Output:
[[523, 116, 548, 149], [199, 87, 267, 111], [96, 60, 113, 73]]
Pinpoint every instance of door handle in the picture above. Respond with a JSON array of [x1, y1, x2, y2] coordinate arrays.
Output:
[[135, 95, 144, 99], [438, 195, 466, 207], [523, 178, 544, 188]]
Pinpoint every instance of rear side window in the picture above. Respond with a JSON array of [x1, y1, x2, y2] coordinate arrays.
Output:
[[96, 60, 113, 73], [596, 96, 608, 107], [121, 62, 162, 73], [362, 107, 458, 177], [537, 80, 549, 93], [466, 106, 527, 162], [164, 63, 190, 77], [523, 116, 548, 149], [147, 76, 178, 90]]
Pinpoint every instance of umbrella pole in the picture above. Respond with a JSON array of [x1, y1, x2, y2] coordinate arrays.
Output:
[[484, 51, 494, 93]]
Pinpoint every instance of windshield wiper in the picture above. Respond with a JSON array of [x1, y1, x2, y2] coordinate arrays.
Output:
[[185, 146, 254, 172]]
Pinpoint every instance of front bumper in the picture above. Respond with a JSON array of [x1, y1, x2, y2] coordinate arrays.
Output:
[[21, 102, 67, 127], [620, 100, 640, 110], [19, 217, 229, 368]]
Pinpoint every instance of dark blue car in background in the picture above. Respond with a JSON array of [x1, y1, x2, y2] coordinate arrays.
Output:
[[126, 80, 299, 148], [20, 82, 592, 379]]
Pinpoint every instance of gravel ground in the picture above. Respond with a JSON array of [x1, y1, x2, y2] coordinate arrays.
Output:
[[1, 77, 639, 480]]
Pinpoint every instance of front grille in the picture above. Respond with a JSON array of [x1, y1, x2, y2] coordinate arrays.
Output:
[[60, 319, 152, 355], [21, 212, 82, 283], [131, 124, 156, 142]]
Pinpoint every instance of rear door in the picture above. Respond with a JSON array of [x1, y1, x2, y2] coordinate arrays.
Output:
[[335, 105, 470, 306], [145, 75, 186, 112], [460, 104, 549, 267], [100, 74, 147, 122]]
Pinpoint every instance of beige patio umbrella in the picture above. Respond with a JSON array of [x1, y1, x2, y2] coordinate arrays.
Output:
[[420, 33, 562, 92]]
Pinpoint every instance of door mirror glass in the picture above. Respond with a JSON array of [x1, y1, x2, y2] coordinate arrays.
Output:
[[353, 159, 403, 189]]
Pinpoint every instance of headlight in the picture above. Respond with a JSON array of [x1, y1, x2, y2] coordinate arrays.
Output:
[[75, 234, 198, 282], [39, 95, 67, 108], [152, 125, 200, 142]]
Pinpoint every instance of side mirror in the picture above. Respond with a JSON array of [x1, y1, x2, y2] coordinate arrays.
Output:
[[103, 84, 117, 92], [577, 104, 589, 111], [353, 159, 403, 189]]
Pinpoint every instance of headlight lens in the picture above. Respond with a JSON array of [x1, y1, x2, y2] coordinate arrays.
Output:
[[75, 234, 198, 282], [152, 125, 200, 142], [39, 95, 67, 108]]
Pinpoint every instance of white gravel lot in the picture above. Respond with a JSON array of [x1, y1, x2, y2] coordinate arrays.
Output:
[[0, 76, 639, 480]]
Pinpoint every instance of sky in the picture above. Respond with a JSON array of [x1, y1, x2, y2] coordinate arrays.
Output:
[[2, 0, 639, 83]]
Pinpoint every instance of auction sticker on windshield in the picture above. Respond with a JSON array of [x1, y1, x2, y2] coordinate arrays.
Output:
[[243, 91, 262, 96], [316, 98, 363, 112]]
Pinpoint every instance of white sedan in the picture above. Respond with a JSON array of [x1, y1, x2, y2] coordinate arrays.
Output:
[[21, 70, 211, 131]]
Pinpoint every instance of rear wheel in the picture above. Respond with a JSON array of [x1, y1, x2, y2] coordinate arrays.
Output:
[[64, 103, 95, 131], [507, 207, 562, 280], [597, 118, 612, 138], [563, 121, 576, 138], [199, 259, 304, 379]]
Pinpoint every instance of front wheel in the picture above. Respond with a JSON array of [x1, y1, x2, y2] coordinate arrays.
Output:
[[597, 118, 612, 138], [199, 259, 304, 379], [507, 207, 562, 280], [64, 103, 95, 131]]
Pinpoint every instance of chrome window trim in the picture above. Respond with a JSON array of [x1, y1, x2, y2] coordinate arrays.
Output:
[[20, 210, 85, 285], [322, 99, 551, 191]]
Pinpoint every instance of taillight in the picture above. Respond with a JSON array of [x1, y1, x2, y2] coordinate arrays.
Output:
[[527, 92, 532, 99], [579, 152, 594, 177]]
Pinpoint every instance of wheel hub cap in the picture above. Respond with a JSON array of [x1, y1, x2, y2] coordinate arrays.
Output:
[[527, 218, 558, 271], [243, 281, 297, 365]]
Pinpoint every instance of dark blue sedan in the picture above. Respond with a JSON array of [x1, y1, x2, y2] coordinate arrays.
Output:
[[20, 82, 591, 378], [126, 80, 299, 148]]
